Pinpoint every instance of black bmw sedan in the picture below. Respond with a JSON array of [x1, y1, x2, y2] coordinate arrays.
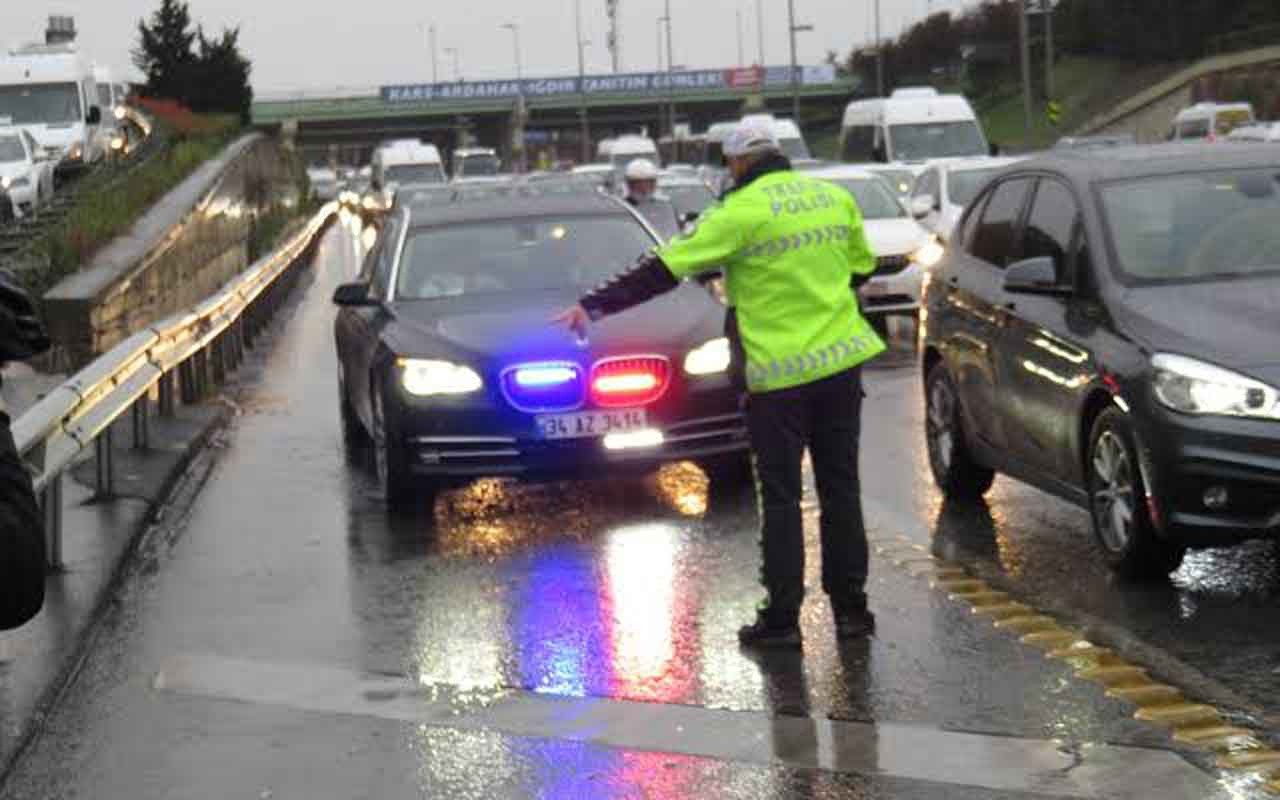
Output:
[[921, 144, 1280, 577], [333, 193, 749, 511]]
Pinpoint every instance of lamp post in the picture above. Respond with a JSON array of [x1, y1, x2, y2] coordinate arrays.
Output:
[[428, 23, 439, 83], [576, 0, 591, 164], [500, 23, 523, 80], [1019, 0, 1032, 146], [501, 23, 526, 171], [664, 0, 675, 141], [756, 0, 765, 66], [444, 47, 461, 81], [875, 0, 885, 97], [787, 0, 813, 123]]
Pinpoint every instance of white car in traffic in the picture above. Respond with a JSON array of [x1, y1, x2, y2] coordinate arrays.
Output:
[[908, 156, 1026, 242], [0, 126, 55, 217], [808, 164, 941, 320]]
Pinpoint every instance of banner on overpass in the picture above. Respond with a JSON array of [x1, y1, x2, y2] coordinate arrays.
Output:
[[380, 66, 836, 104]]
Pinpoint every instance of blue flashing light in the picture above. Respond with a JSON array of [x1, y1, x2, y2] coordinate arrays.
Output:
[[515, 365, 577, 388]]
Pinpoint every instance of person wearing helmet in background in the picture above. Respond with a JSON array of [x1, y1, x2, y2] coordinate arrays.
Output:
[[623, 158, 681, 240], [555, 123, 883, 648]]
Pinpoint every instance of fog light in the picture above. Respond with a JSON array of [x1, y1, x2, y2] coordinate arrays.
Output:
[[1203, 486, 1229, 510], [603, 429, 664, 451]]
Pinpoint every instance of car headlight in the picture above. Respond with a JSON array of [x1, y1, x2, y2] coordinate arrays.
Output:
[[684, 337, 731, 376], [398, 358, 483, 396], [68, 144, 83, 161], [1151, 354, 1279, 420], [0, 176, 8, 190], [910, 238, 946, 269]]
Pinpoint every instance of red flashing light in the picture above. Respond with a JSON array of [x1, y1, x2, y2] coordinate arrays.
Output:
[[590, 357, 671, 407]]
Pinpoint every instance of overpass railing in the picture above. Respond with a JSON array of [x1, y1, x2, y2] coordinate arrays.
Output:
[[12, 202, 339, 568]]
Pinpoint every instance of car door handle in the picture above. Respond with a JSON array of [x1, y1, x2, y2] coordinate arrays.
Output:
[[947, 275, 960, 286]]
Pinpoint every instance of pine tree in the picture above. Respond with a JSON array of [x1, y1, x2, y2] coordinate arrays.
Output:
[[132, 0, 197, 102]]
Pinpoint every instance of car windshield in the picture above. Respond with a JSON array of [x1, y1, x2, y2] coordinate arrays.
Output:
[[1102, 168, 1280, 283], [396, 216, 655, 299], [869, 169, 914, 197], [948, 167, 1003, 206], [663, 184, 715, 217], [385, 163, 445, 184], [457, 155, 501, 176], [0, 82, 82, 125], [778, 137, 811, 160], [0, 135, 24, 161], [831, 178, 907, 220], [889, 121, 986, 161]]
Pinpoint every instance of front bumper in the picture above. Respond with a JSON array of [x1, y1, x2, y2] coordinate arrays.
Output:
[[1137, 402, 1280, 546], [394, 373, 749, 482], [860, 262, 924, 315]]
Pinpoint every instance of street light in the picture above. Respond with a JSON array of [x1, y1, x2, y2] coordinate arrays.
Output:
[[429, 23, 439, 84], [787, 0, 813, 123], [500, 23, 523, 81], [663, 0, 675, 140], [874, 0, 884, 97], [444, 47, 461, 81], [576, 0, 591, 164]]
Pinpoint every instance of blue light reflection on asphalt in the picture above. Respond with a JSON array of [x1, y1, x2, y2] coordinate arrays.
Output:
[[513, 547, 611, 698]]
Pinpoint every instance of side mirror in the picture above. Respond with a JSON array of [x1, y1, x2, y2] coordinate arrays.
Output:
[[910, 195, 935, 219], [332, 282, 377, 307], [989, 142, 1001, 157], [86, 106, 102, 125], [1003, 257, 1071, 296]]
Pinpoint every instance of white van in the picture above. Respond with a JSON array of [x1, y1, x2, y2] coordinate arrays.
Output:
[[371, 140, 446, 189], [1171, 102, 1255, 142], [0, 43, 106, 174], [741, 113, 811, 161], [840, 87, 989, 166], [452, 147, 501, 179]]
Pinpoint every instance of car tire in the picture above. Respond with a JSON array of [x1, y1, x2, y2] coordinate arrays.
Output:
[[1087, 407, 1185, 579], [925, 364, 995, 499], [337, 371, 369, 453], [371, 377, 432, 513]]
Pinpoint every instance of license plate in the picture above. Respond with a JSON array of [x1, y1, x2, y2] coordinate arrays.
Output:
[[537, 409, 647, 440]]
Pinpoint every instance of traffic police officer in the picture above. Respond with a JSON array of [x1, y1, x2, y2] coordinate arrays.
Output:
[[555, 123, 884, 647], [622, 158, 681, 240]]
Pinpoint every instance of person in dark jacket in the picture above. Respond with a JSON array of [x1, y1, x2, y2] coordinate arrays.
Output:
[[0, 269, 50, 630]]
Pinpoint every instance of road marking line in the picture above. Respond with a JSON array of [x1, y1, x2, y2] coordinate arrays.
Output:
[[153, 653, 1228, 798], [870, 536, 1280, 795]]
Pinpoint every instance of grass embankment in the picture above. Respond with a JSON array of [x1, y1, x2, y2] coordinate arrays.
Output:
[[973, 56, 1186, 152], [26, 102, 240, 294]]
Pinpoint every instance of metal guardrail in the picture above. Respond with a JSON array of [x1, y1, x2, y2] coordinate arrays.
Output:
[[13, 201, 339, 568]]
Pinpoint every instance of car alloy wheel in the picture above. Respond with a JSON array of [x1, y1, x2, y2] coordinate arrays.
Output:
[[1091, 430, 1135, 554], [1086, 407, 1184, 578], [924, 365, 994, 499]]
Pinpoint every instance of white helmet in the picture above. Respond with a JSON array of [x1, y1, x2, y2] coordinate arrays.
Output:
[[625, 158, 659, 181]]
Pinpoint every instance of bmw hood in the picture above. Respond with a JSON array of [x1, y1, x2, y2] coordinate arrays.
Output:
[[1119, 278, 1280, 376], [384, 284, 724, 368], [864, 217, 929, 258]]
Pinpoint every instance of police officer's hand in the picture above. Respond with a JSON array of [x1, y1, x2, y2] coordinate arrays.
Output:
[[551, 304, 591, 340]]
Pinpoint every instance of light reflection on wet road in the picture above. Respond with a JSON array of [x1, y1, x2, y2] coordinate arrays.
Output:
[[0, 215, 1264, 799]]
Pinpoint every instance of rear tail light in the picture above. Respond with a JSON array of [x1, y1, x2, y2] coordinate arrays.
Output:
[[590, 356, 671, 407], [501, 361, 584, 412]]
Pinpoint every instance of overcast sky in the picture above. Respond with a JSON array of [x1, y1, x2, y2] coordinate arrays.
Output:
[[3, 1, 972, 93]]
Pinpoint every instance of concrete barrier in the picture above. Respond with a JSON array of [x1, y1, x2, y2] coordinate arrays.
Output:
[[41, 134, 303, 369]]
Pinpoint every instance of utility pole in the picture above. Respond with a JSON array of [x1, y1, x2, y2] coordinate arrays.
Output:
[[874, 0, 885, 96], [787, 0, 813, 123], [445, 47, 461, 81], [429, 24, 439, 84], [756, 0, 765, 66], [606, 0, 621, 72], [576, 0, 591, 164], [1019, 0, 1033, 146], [665, 0, 675, 140], [1044, 0, 1055, 104], [736, 7, 745, 66]]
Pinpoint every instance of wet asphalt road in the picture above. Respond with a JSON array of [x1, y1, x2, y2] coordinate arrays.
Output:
[[0, 216, 1275, 798]]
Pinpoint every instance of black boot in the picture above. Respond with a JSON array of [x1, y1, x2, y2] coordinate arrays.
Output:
[[738, 609, 802, 649], [833, 606, 875, 640]]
